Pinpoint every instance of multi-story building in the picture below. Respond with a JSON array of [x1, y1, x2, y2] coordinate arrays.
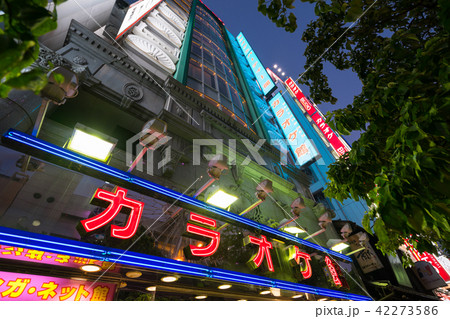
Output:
[[0, 0, 372, 301]]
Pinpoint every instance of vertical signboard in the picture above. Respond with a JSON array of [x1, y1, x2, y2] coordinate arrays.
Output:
[[269, 93, 318, 166], [236, 32, 275, 96], [285, 77, 348, 156]]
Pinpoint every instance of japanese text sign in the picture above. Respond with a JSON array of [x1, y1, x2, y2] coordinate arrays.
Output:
[[286, 77, 316, 116], [236, 32, 275, 96], [269, 93, 318, 166], [0, 271, 116, 301]]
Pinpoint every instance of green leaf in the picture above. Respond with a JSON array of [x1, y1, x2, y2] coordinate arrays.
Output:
[[362, 214, 373, 235]]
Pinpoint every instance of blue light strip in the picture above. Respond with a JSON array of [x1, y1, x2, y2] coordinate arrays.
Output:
[[2, 129, 351, 262], [0, 227, 371, 300]]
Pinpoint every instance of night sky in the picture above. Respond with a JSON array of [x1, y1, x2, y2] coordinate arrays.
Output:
[[202, 0, 363, 145]]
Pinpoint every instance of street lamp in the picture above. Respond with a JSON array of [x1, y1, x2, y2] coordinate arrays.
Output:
[[277, 197, 306, 230]]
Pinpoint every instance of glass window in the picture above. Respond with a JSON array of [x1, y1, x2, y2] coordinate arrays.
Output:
[[188, 59, 202, 81], [191, 41, 201, 56], [203, 67, 216, 89], [203, 48, 213, 63], [217, 75, 228, 98]]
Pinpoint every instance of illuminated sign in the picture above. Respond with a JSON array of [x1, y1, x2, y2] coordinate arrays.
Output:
[[286, 77, 348, 156], [184, 213, 220, 258], [269, 93, 318, 166], [236, 32, 275, 96], [325, 256, 343, 288], [290, 246, 312, 279], [404, 239, 450, 282], [245, 235, 275, 272], [116, 0, 163, 39], [0, 271, 116, 301], [80, 187, 144, 239]]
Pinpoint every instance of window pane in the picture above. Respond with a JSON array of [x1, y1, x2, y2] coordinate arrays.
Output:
[[204, 67, 216, 89], [217, 75, 229, 98], [188, 59, 202, 81]]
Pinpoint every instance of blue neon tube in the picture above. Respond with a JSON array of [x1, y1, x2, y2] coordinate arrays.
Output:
[[0, 227, 371, 300]]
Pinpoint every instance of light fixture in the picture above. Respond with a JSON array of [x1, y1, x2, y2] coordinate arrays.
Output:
[[70, 277, 87, 281], [218, 284, 232, 290], [318, 297, 328, 301], [195, 295, 207, 299], [206, 190, 238, 209], [278, 68, 282, 72], [237, 299, 247, 301], [80, 264, 102, 272], [282, 72, 285, 76], [32, 220, 41, 227], [146, 286, 157, 292], [161, 275, 178, 282], [119, 282, 127, 288], [273, 64, 278, 68], [292, 294, 304, 299], [259, 290, 271, 295], [278, 197, 306, 230], [125, 271, 142, 278], [283, 226, 306, 234], [329, 241, 350, 252], [67, 124, 117, 162]]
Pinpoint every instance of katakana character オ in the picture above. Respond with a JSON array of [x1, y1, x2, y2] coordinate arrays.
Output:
[[37, 281, 58, 300], [183, 213, 220, 259], [290, 246, 312, 279], [244, 235, 274, 272], [74, 285, 90, 301], [59, 287, 76, 301], [90, 286, 110, 301], [1, 278, 30, 298], [282, 119, 291, 129], [81, 187, 144, 239], [55, 255, 71, 263], [25, 250, 45, 260]]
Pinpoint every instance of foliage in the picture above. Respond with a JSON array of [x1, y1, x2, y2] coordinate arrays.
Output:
[[258, 0, 450, 256], [0, 0, 65, 97], [257, 0, 299, 32]]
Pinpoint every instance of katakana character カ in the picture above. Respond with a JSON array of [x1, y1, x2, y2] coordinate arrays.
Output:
[[245, 235, 274, 272], [1, 278, 30, 298], [90, 286, 110, 301], [295, 144, 309, 158], [282, 119, 291, 129], [184, 213, 220, 258], [74, 285, 90, 301], [25, 250, 45, 260], [59, 287, 76, 301], [55, 255, 70, 263], [290, 246, 312, 279], [81, 187, 144, 239], [37, 281, 58, 300], [276, 109, 284, 118]]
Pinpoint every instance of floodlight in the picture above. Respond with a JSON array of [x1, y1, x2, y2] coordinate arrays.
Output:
[[331, 241, 350, 252], [67, 124, 117, 162], [283, 226, 306, 234], [206, 190, 238, 209]]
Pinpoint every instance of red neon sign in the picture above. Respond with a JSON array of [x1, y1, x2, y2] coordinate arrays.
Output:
[[246, 235, 274, 272], [184, 213, 220, 258], [293, 246, 312, 279], [286, 77, 316, 116], [311, 113, 348, 156], [81, 187, 144, 239], [325, 256, 342, 287]]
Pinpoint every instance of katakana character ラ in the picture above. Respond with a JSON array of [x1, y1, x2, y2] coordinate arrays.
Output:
[[183, 213, 220, 258], [244, 235, 274, 272], [1, 278, 30, 298], [90, 286, 110, 301], [81, 187, 144, 239], [25, 250, 45, 261], [74, 285, 90, 301], [37, 281, 58, 300], [59, 287, 76, 301], [290, 246, 312, 279]]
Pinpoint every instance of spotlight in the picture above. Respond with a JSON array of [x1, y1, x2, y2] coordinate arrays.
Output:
[[161, 276, 178, 282], [80, 264, 102, 272]]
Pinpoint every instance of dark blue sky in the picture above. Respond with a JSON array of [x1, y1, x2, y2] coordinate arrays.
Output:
[[202, 0, 363, 145]]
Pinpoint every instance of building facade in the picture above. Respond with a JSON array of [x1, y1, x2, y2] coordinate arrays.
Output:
[[0, 0, 372, 301]]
